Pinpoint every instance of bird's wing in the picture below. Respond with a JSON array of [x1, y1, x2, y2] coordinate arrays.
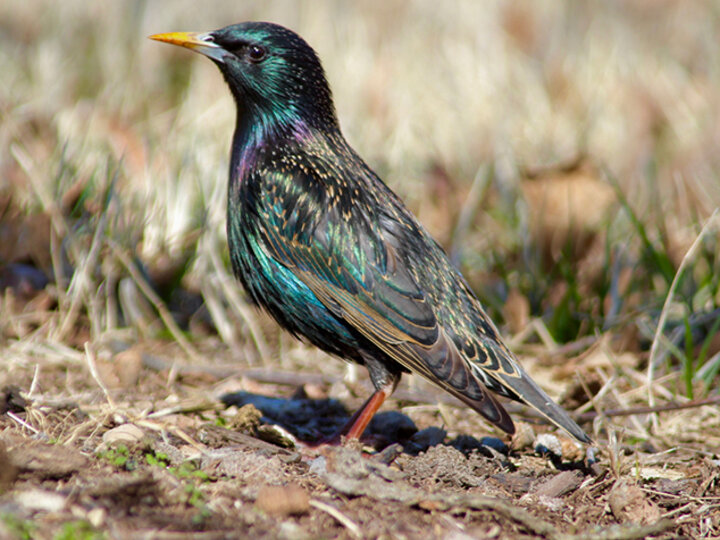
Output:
[[254, 167, 516, 434]]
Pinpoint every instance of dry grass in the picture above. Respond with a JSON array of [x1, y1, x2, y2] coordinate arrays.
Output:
[[2, 1, 720, 538]]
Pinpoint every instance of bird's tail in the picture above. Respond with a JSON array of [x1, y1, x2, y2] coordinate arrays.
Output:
[[474, 359, 592, 444]]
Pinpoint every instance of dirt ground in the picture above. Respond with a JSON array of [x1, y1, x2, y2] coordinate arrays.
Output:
[[1, 339, 719, 540]]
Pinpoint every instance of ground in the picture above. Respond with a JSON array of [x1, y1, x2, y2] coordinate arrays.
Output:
[[1, 337, 719, 539]]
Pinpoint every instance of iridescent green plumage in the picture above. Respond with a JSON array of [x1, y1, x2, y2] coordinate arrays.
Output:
[[151, 22, 591, 444]]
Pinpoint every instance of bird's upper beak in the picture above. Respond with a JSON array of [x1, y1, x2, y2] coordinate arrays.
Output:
[[149, 31, 227, 64]]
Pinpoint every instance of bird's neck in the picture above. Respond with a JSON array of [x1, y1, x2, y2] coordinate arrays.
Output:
[[228, 101, 351, 202], [228, 106, 311, 189]]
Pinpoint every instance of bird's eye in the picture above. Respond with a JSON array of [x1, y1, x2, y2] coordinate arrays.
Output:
[[246, 45, 267, 63]]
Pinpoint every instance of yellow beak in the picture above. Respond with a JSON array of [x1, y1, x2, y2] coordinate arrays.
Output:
[[149, 31, 226, 63]]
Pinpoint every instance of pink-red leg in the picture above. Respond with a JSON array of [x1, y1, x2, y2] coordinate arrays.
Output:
[[340, 386, 391, 440], [311, 381, 396, 446]]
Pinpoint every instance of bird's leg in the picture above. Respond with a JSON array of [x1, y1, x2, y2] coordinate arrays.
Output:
[[313, 383, 394, 445], [315, 367, 400, 446], [340, 382, 395, 440]]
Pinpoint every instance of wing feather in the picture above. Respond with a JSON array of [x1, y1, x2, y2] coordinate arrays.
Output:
[[256, 181, 516, 433]]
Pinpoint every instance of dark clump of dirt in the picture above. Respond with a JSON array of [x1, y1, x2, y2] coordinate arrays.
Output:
[[222, 390, 351, 440]]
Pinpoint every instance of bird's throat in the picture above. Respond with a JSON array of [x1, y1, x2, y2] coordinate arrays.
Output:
[[228, 107, 313, 198]]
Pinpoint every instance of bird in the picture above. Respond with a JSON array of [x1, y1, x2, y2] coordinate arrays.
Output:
[[150, 22, 591, 445]]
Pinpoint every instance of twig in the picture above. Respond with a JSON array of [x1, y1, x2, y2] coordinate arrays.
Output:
[[28, 364, 41, 397], [453, 494, 560, 538], [169, 426, 207, 453], [532, 318, 558, 350], [552, 335, 599, 356], [7, 411, 40, 434], [577, 396, 720, 421], [141, 355, 339, 386], [421, 492, 677, 540], [456, 494, 675, 540], [574, 366, 606, 431], [568, 520, 676, 540], [310, 499, 362, 539], [647, 209, 720, 415], [110, 242, 201, 362], [141, 354, 718, 425], [190, 424, 296, 456], [144, 398, 220, 418], [84, 342, 116, 408], [575, 366, 614, 415]]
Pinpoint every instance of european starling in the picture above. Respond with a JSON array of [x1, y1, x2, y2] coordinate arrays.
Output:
[[150, 22, 591, 444]]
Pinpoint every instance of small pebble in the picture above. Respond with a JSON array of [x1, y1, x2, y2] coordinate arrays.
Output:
[[101, 424, 145, 447], [255, 484, 310, 516], [87, 507, 107, 528], [371, 443, 403, 465], [510, 422, 535, 450], [278, 520, 310, 540], [534, 433, 562, 458], [256, 424, 297, 448], [309, 456, 327, 476], [15, 489, 66, 512], [560, 437, 584, 461], [228, 404, 262, 432]]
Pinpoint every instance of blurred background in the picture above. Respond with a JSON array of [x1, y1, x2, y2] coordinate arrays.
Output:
[[2, 0, 720, 415]]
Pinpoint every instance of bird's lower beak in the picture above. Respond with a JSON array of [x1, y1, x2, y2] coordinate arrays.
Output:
[[149, 31, 227, 64]]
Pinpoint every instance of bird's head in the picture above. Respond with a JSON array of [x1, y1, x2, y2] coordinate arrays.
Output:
[[151, 22, 338, 137]]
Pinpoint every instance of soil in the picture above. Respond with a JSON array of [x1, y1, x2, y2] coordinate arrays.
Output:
[[1, 343, 718, 539]]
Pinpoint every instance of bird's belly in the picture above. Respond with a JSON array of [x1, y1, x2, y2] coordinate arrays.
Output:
[[229, 227, 362, 360]]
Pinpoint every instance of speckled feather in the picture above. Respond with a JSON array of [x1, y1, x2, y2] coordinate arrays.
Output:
[[158, 22, 590, 443]]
